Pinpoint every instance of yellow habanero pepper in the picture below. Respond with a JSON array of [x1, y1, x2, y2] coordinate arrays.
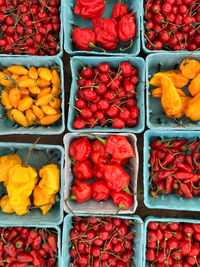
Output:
[[151, 87, 186, 98], [10, 195, 31, 216], [180, 59, 200, 79], [185, 92, 200, 121], [188, 73, 200, 96], [0, 195, 15, 214], [0, 154, 22, 182]]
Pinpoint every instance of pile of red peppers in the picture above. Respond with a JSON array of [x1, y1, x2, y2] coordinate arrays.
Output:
[[72, 0, 136, 52], [149, 137, 200, 199], [67, 135, 136, 211]]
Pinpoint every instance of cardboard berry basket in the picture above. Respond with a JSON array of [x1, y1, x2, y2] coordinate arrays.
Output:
[[61, 214, 143, 267], [67, 56, 145, 133], [0, 56, 65, 135], [146, 52, 200, 130], [63, 132, 139, 214], [144, 130, 200, 211], [63, 0, 141, 56], [0, 142, 64, 226]]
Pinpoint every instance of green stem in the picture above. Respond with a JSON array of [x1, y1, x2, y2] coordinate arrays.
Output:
[[78, 133, 107, 145], [123, 186, 132, 195], [88, 42, 106, 53]]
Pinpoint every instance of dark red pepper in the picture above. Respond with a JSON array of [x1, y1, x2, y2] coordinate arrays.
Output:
[[17, 252, 33, 263], [30, 250, 43, 266], [74, 0, 105, 19], [171, 154, 185, 171], [177, 162, 193, 173], [118, 12, 136, 42], [92, 17, 118, 51], [174, 171, 194, 180], [72, 28, 97, 51], [171, 139, 188, 148], [150, 139, 163, 148], [165, 176, 174, 193], [90, 151, 110, 164], [91, 140, 105, 153], [185, 154, 194, 170], [180, 183, 193, 198], [10, 263, 26, 267], [92, 164, 104, 179], [25, 229, 38, 247], [4, 243, 16, 258], [20, 229, 28, 241], [70, 179, 92, 203], [8, 229, 18, 242], [47, 235, 58, 254], [0, 241, 3, 258], [161, 152, 175, 166], [73, 160, 93, 180], [111, 190, 133, 210], [31, 235, 42, 251], [42, 243, 54, 258], [91, 180, 110, 201], [192, 151, 200, 165], [47, 257, 56, 267], [149, 150, 157, 166], [157, 170, 175, 180], [111, 2, 129, 22], [69, 137, 92, 162], [184, 174, 199, 184], [103, 163, 130, 192], [110, 158, 129, 165], [187, 140, 200, 151]]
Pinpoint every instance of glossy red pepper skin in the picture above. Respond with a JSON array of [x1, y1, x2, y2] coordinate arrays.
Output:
[[30, 250, 43, 266], [90, 151, 110, 164], [157, 170, 175, 180], [4, 244, 16, 258], [69, 137, 92, 162], [91, 180, 110, 201], [185, 155, 194, 170], [92, 164, 104, 179], [92, 17, 118, 51], [161, 152, 175, 166], [25, 229, 38, 247], [73, 160, 93, 180], [47, 257, 56, 267], [171, 139, 188, 148], [111, 190, 133, 210], [31, 235, 42, 251], [92, 140, 105, 153], [111, 3, 129, 22], [174, 172, 194, 180], [16, 252, 33, 263], [177, 162, 193, 173], [149, 150, 157, 166], [165, 176, 174, 193], [180, 183, 193, 198], [42, 243, 54, 258], [105, 135, 135, 160], [192, 151, 200, 165], [74, 0, 105, 19], [118, 12, 136, 42], [8, 229, 18, 242], [47, 235, 58, 254], [10, 263, 26, 267], [72, 28, 96, 51], [0, 241, 3, 258], [71, 179, 92, 203], [103, 163, 130, 192], [187, 140, 200, 150], [150, 139, 163, 148], [20, 229, 29, 241], [110, 158, 129, 165]]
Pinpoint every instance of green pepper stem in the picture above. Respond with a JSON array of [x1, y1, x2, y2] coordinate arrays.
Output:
[[88, 42, 106, 53], [78, 133, 107, 145]]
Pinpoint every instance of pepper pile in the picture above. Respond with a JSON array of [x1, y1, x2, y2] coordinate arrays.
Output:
[[72, 61, 139, 129], [67, 135, 136, 211], [0, 65, 61, 127], [149, 137, 200, 199], [0, 153, 60, 216], [144, 0, 200, 51], [146, 220, 200, 266], [150, 58, 200, 121], [0, 226, 58, 266], [69, 216, 136, 266], [72, 0, 136, 52], [0, 0, 60, 55]]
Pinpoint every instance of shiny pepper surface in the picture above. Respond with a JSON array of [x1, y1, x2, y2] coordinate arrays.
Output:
[[72, 28, 96, 51], [111, 190, 133, 210], [180, 59, 200, 79], [74, 0, 105, 19], [39, 164, 60, 195], [111, 3, 129, 22], [0, 154, 21, 182], [71, 179, 92, 203], [103, 163, 130, 192], [185, 92, 200, 121], [92, 17, 118, 51], [73, 160, 93, 180], [91, 180, 110, 201], [118, 12, 136, 42], [69, 137, 92, 161]]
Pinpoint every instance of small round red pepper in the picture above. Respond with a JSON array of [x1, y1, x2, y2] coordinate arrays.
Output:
[[111, 2, 129, 22], [71, 179, 92, 203], [72, 28, 96, 51], [91, 180, 110, 201], [118, 12, 136, 42], [69, 137, 92, 162], [73, 160, 93, 180], [111, 190, 133, 210], [74, 0, 105, 20]]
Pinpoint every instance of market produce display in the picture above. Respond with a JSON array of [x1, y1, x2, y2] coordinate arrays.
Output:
[[150, 58, 200, 121], [0, 65, 61, 127], [67, 135, 136, 211], [69, 216, 136, 267], [0, 226, 58, 266], [146, 220, 200, 266], [143, 0, 200, 51], [0, 0, 61, 55], [71, 60, 139, 129], [72, 0, 136, 52]]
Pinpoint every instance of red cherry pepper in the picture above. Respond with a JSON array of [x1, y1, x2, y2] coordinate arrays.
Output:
[[111, 191, 133, 210], [111, 3, 129, 22], [180, 183, 193, 198], [25, 229, 38, 247], [8, 229, 18, 242], [177, 162, 193, 173], [92, 17, 118, 51], [92, 164, 104, 179], [157, 170, 175, 180], [91, 180, 110, 201], [73, 160, 93, 180], [72, 28, 96, 51], [70, 179, 92, 203], [118, 12, 136, 42], [74, 0, 105, 19], [16, 252, 33, 263], [103, 163, 130, 192], [161, 152, 175, 166], [4, 243, 16, 258], [47, 235, 58, 254], [69, 137, 92, 162], [31, 235, 42, 251]]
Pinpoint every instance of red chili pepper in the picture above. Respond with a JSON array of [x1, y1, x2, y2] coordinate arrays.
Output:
[[72, 28, 96, 51], [74, 0, 105, 19], [192, 151, 200, 165], [92, 164, 104, 179], [111, 3, 129, 22], [31, 235, 42, 251], [171, 154, 185, 171], [177, 162, 193, 173], [91, 180, 110, 201], [42, 243, 54, 258], [8, 229, 18, 242], [149, 150, 157, 166], [111, 190, 133, 210], [187, 140, 200, 151], [10, 263, 26, 267], [69, 137, 92, 162], [47, 235, 58, 254], [103, 163, 130, 192], [4, 243, 16, 258], [4, 257, 16, 264], [47, 257, 56, 267], [92, 17, 118, 51], [150, 139, 163, 148], [70, 179, 92, 203], [152, 158, 160, 172], [185, 154, 194, 170], [25, 229, 38, 247], [171, 139, 188, 148], [30, 250, 43, 266], [17, 252, 33, 263], [156, 150, 166, 160], [167, 148, 180, 154], [90, 151, 110, 164], [180, 183, 193, 198], [165, 176, 174, 193], [20, 229, 29, 241], [192, 187, 200, 196], [73, 160, 93, 180], [157, 170, 175, 180], [15, 239, 24, 250], [38, 249, 46, 257], [184, 174, 199, 184], [0, 241, 3, 258], [118, 12, 136, 42], [174, 171, 194, 180], [161, 152, 175, 166]]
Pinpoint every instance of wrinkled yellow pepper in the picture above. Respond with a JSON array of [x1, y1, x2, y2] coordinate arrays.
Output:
[[188, 73, 200, 97], [0, 195, 15, 214], [9, 195, 31, 216], [151, 87, 186, 98], [39, 164, 60, 195], [0, 154, 21, 182], [180, 59, 200, 79], [185, 92, 200, 121]]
